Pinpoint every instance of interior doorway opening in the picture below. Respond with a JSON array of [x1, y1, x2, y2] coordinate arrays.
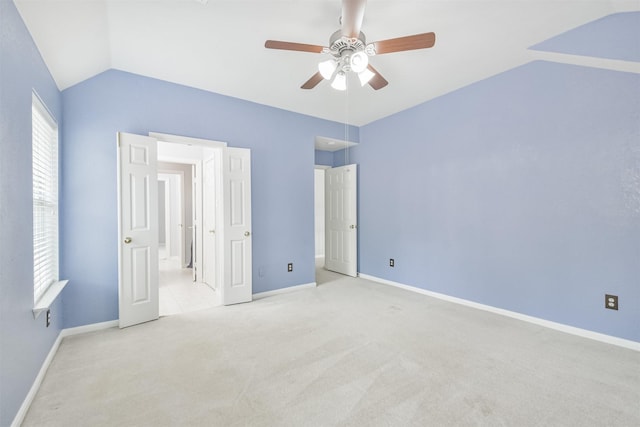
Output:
[[157, 151, 217, 316], [118, 131, 253, 328], [314, 166, 329, 284], [314, 165, 347, 285], [313, 136, 359, 285]]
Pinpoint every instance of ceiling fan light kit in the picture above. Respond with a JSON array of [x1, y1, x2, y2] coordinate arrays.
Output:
[[318, 35, 373, 90], [319, 59, 338, 80], [357, 67, 376, 86], [265, 0, 436, 91], [331, 71, 348, 91]]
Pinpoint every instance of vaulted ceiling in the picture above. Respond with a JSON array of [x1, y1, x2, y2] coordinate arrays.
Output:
[[14, 0, 640, 126]]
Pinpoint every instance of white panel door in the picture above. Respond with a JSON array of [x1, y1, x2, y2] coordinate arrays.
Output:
[[325, 164, 357, 277], [221, 147, 252, 305], [202, 148, 218, 289], [117, 132, 159, 328]]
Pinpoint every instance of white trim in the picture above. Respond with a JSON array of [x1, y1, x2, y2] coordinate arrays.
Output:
[[149, 131, 227, 148], [11, 320, 118, 427], [32, 280, 69, 319], [528, 50, 640, 74], [253, 282, 317, 300], [359, 273, 640, 352], [59, 320, 119, 338], [11, 333, 62, 427], [32, 90, 57, 127]]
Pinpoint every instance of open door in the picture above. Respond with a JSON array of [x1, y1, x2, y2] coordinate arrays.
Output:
[[325, 164, 358, 277], [220, 147, 252, 305], [117, 132, 159, 328]]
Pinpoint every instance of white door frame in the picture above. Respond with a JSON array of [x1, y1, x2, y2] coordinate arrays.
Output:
[[314, 165, 330, 259], [157, 176, 171, 258], [202, 148, 219, 289]]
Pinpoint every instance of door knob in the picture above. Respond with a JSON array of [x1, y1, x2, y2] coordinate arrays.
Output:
[[244, 231, 251, 237], [124, 237, 132, 244], [209, 230, 215, 234], [350, 224, 357, 229]]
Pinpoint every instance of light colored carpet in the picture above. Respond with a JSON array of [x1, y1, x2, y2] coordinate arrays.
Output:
[[22, 270, 640, 426]]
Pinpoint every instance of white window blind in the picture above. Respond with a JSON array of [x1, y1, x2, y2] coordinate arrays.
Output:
[[32, 93, 59, 303]]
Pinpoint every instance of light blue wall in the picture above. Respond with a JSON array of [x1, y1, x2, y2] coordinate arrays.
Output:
[[314, 149, 334, 166], [2, 5, 638, 424], [0, 1, 63, 425], [355, 60, 640, 341], [60, 69, 356, 328]]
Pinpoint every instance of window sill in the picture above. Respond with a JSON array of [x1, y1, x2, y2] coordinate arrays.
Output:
[[32, 280, 69, 319]]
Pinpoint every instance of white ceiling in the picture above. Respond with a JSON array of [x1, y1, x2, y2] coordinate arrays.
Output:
[[315, 136, 358, 151], [14, 0, 640, 126]]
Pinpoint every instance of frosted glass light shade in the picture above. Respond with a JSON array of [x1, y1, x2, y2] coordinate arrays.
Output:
[[318, 59, 338, 80], [358, 68, 375, 86], [350, 51, 369, 73], [331, 72, 347, 91]]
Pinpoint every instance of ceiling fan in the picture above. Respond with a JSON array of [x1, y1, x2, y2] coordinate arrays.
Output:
[[264, 0, 435, 91]]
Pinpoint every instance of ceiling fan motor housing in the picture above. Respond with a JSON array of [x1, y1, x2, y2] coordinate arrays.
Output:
[[324, 30, 375, 73], [327, 30, 373, 56]]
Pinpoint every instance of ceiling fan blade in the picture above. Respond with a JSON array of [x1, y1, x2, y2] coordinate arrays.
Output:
[[265, 40, 324, 53], [341, 0, 367, 38], [367, 65, 388, 90], [372, 32, 436, 55], [301, 72, 324, 90]]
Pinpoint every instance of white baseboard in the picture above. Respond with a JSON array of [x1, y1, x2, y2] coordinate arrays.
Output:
[[359, 273, 640, 352], [59, 320, 119, 338], [11, 333, 63, 427], [253, 282, 317, 300], [11, 320, 119, 427]]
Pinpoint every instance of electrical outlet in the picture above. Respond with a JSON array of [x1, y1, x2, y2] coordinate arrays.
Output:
[[390, 258, 395, 267], [46, 309, 51, 327], [287, 263, 293, 272], [605, 294, 618, 310]]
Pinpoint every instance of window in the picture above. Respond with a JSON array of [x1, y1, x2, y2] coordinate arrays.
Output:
[[32, 93, 59, 303]]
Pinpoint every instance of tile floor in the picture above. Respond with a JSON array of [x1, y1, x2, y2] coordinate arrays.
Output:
[[159, 254, 336, 316], [158, 246, 218, 316]]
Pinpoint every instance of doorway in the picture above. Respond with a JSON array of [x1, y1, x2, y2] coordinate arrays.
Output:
[[314, 164, 358, 284], [117, 132, 253, 328], [313, 136, 359, 285], [314, 166, 335, 285], [157, 162, 215, 316]]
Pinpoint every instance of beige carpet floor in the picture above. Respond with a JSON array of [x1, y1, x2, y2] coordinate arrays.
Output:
[[22, 267, 640, 426]]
